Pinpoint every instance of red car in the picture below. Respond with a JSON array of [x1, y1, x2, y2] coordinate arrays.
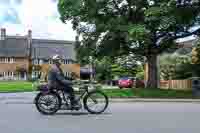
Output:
[[118, 77, 134, 89], [118, 77, 145, 89]]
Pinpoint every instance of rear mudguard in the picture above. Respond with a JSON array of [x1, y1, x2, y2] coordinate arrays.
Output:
[[36, 84, 50, 93], [33, 88, 62, 104]]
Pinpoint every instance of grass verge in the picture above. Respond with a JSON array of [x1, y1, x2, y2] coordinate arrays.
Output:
[[102, 88, 194, 99], [0, 81, 34, 93], [0, 82, 195, 99]]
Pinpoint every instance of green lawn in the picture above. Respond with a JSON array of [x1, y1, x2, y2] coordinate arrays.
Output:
[[0, 81, 34, 93]]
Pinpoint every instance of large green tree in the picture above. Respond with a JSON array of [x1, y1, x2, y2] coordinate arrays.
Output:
[[58, 0, 200, 88]]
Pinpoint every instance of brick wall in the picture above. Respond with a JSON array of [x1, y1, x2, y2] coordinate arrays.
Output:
[[0, 57, 29, 73], [38, 64, 80, 81]]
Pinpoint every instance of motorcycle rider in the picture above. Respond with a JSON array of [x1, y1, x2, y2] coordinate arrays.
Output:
[[47, 54, 79, 109]]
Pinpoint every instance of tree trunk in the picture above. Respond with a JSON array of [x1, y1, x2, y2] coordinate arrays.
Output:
[[146, 54, 158, 88]]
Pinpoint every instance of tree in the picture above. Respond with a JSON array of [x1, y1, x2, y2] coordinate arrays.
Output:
[[94, 56, 142, 82], [94, 57, 112, 82], [159, 53, 192, 80], [192, 39, 200, 64], [58, 0, 200, 88], [192, 39, 200, 76]]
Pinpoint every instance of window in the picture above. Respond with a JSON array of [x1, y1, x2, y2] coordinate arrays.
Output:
[[65, 59, 68, 64], [68, 59, 72, 64], [11, 72, 14, 77], [66, 72, 70, 77], [6, 72, 13, 77], [63, 59, 66, 64], [33, 59, 39, 65], [8, 58, 15, 63], [66, 59, 74, 64], [10, 58, 15, 63], [0, 72, 3, 78], [3, 72, 6, 77], [0, 57, 16, 63], [7, 72, 13, 77], [39, 59, 43, 65], [49, 59, 53, 64], [5, 58, 8, 63]]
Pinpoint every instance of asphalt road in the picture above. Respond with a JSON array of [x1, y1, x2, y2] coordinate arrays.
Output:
[[0, 102, 200, 133]]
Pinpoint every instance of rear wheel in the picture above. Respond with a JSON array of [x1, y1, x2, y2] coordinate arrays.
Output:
[[83, 90, 109, 114], [35, 92, 61, 115]]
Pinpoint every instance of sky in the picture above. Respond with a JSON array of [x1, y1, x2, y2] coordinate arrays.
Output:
[[0, 0, 76, 41], [0, 0, 198, 42]]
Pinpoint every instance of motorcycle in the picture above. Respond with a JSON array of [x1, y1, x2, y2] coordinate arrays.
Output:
[[33, 80, 109, 115]]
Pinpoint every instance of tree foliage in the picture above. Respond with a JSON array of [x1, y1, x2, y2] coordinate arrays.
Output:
[[94, 56, 143, 82], [58, 0, 200, 88], [159, 53, 192, 80], [192, 39, 200, 64]]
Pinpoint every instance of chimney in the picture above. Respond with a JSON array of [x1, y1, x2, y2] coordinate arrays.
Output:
[[1, 28, 6, 40], [28, 29, 32, 38], [27, 30, 32, 58]]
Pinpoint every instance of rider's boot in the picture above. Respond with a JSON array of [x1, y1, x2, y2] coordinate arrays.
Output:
[[70, 95, 81, 110], [71, 99, 81, 110]]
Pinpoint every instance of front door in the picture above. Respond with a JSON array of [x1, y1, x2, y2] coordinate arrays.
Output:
[[20, 72, 26, 80]]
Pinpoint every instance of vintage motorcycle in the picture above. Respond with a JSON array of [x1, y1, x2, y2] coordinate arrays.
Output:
[[33, 80, 109, 115]]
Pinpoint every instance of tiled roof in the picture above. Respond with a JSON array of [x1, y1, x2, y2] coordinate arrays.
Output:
[[31, 39, 75, 60], [0, 36, 76, 59], [0, 37, 28, 57]]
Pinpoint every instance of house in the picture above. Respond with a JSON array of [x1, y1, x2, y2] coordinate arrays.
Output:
[[31, 39, 80, 80], [0, 28, 31, 80], [0, 28, 80, 80]]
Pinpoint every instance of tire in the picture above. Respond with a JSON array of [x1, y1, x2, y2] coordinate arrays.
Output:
[[83, 90, 109, 114], [35, 92, 61, 115]]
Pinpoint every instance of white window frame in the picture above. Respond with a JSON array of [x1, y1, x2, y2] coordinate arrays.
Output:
[[11, 72, 14, 77], [5, 58, 8, 63], [10, 58, 14, 63], [39, 59, 43, 65], [8, 58, 10, 63], [3, 72, 6, 77], [33, 59, 39, 65], [65, 59, 68, 64], [1, 58, 5, 63], [49, 59, 53, 64]]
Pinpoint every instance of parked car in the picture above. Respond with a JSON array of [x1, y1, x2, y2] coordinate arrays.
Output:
[[118, 77, 135, 89], [134, 79, 145, 88], [118, 77, 145, 89]]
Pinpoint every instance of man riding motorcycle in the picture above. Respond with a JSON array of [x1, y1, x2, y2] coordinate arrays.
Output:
[[47, 54, 80, 109]]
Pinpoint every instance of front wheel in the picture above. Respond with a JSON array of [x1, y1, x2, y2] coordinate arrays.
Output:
[[83, 90, 109, 114]]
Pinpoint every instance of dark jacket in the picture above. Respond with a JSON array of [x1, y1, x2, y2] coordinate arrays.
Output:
[[48, 64, 72, 88]]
